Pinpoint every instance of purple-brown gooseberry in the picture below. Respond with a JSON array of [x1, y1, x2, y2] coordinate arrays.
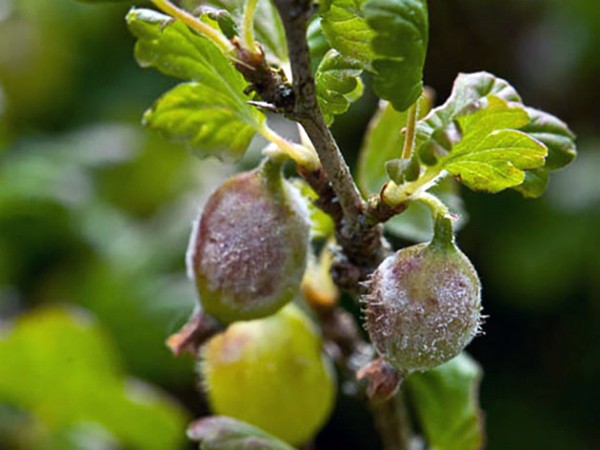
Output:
[[364, 218, 482, 372], [188, 160, 309, 323]]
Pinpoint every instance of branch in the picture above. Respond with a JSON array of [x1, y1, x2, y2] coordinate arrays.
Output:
[[317, 308, 412, 450], [272, 0, 363, 221], [269, 0, 397, 288], [232, 0, 406, 287], [370, 391, 412, 450]]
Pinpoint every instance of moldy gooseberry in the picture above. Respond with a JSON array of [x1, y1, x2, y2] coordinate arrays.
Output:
[[188, 159, 309, 323], [364, 215, 482, 373]]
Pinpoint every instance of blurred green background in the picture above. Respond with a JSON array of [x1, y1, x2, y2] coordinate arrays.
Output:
[[0, 0, 597, 449]]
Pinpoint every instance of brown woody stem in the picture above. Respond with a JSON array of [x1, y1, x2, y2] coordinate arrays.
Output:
[[371, 391, 413, 450], [269, 0, 395, 288], [272, 0, 364, 222]]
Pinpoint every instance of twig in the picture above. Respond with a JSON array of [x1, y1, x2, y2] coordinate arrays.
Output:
[[370, 391, 413, 450], [272, 0, 364, 222], [270, 0, 395, 288]]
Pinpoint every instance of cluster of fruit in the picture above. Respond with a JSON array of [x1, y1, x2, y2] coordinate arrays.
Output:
[[187, 158, 482, 445]]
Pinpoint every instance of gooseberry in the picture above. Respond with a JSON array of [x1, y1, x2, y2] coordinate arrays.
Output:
[[364, 217, 482, 372], [199, 304, 336, 446], [188, 160, 309, 323]]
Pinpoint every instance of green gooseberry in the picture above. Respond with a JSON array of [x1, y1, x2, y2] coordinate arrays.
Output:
[[199, 304, 336, 446]]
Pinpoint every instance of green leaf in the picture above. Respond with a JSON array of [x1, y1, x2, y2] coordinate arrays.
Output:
[[416, 72, 522, 159], [440, 96, 547, 192], [207, 0, 288, 62], [188, 416, 295, 450], [127, 9, 264, 161], [357, 101, 409, 195], [252, 0, 288, 63], [454, 95, 530, 144], [362, 0, 429, 111], [319, 0, 428, 111], [520, 107, 576, 170], [308, 18, 331, 71], [513, 168, 549, 199], [357, 93, 432, 196], [315, 50, 364, 125], [143, 82, 263, 161], [406, 353, 484, 450], [201, 9, 239, 40], [127, 8, 237, 84], [320, 0, 375, 65], [413, 72, 575, 196], [0, 308, 188, 450]]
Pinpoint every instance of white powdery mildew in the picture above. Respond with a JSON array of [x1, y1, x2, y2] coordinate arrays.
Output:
[[365, 243, 482, 372], [202, 192, 283, 307], [191, 168, 309, 322]]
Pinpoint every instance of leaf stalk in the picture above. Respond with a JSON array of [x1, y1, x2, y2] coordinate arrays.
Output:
[[150, 0, 234, 54], [381, 166, 446, 207], [401, 100, 419, 160], [416, 191, 450, 218], [241, 0, 260, 55], [259, 124, 320, 171]]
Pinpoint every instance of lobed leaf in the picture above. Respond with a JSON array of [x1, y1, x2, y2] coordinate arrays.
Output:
[[127, 8, 264, 161], [414, 72, 576, 197], [320, 0, 375, 65], [416, 72, 522, 158], [512, 168, 549, 199], [453, 95, 530, 144], [250, 0, 288, 63], [512, 107, 575, 197], [320, 0, 428, 112], [440, 96, 547, 192], [406, 353, 484, 450], [520, 107, 576, 171], [187, 416, 294, 450], [128, 8, 235, 83], [315, 50, 364, 125], [362, 0, 429, 111], [443, 130, 545, 192], [143, 82, 264, 161]]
